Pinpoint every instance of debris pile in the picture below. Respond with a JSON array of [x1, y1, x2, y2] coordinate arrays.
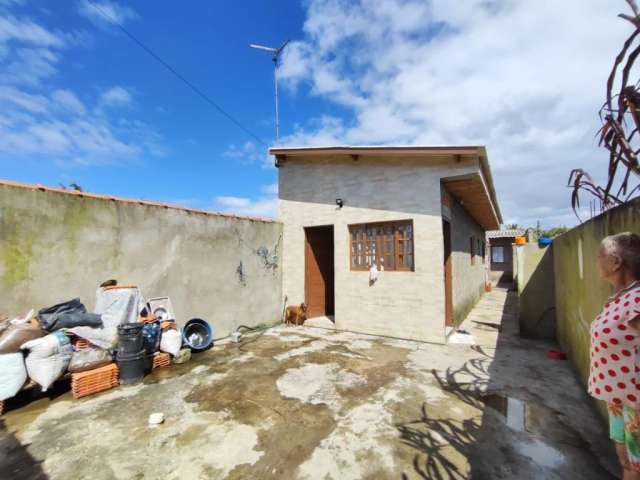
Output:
[[0, 281, 214, 415]]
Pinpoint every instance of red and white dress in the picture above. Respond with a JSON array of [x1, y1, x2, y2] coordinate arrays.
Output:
[[589, 282, 640, 407]]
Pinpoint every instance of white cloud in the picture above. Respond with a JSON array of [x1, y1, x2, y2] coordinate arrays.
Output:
[[51, 89, 86, 115], [0, 14, 65, 47], [213, 183, 278, 218], [0, 2, 162, 167], [77, 0, 138, 27], [280, 0, 636, 227], [99, 85, 132, 108], [224, 141, 274, 169]]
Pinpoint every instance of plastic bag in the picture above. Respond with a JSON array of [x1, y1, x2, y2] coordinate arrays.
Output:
[[37, 298, 102, 332], [68, 347, 112, 373], [22, 331, 73, 391], [0, 322, 44, 354], [70, 287, 145, 349], [369, 264, 379, 283], [0, 353, 27, 400], [160, 329, 182, 356]]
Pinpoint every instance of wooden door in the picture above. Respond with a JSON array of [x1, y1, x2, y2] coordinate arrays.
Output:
[[305, 226, 335, 318], [442, 220, 454, 326]]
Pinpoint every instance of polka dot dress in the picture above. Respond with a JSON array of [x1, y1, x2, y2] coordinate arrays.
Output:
[[589, 282, 640, 407]]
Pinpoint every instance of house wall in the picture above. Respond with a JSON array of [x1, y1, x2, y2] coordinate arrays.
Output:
[[450, 198, 487, 326], [279, 154, 481, 344], [554, 198, 640, 414], [0, 183, 283, 339], [487, 238, 513, 281]]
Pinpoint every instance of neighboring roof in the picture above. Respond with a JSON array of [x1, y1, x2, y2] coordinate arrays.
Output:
[[270, 145, 503, 229], [0, 179, 278, 224], [486, 229, 526, 239]]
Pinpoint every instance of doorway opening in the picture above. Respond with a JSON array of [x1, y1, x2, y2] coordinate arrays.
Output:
[[442, 220, 454, 327], [304, 225, 335, 319]]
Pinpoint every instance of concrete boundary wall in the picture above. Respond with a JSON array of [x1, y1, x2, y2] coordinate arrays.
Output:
[[514, 243, 556, 340], [554, 198, 639, 399], [0, 182, 283, 339]]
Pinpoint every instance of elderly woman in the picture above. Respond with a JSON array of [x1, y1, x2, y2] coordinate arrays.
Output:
[[589, 232, 640, 479]]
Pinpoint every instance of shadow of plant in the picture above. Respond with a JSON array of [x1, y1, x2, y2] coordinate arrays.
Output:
[[396, 353, 495, 479]]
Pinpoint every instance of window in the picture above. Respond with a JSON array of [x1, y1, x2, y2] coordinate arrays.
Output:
[[349, 220, 414, 271], [492, 246, 505, 263], [482, 242, 486, 262]]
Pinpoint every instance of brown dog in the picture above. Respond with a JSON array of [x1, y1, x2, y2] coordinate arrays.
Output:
[[284, 303, 307, 326]]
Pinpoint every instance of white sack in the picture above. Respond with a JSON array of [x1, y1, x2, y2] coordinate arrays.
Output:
[[22, 331, 72, 391], [0, 353, 27, 400], [160, 329, 182, 356], [70, 287, 145, 349]]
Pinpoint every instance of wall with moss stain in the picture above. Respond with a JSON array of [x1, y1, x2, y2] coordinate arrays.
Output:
[[0, 184, 283, 339], [553, 197, 640, 420], [1, 209, 35, 286]]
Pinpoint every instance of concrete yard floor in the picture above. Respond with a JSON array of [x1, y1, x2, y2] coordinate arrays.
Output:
[[0, 288, 619, 479]]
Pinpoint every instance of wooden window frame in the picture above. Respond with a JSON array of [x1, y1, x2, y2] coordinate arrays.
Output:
[[349, 220, 414, 272], [470, 237, 475, 265]]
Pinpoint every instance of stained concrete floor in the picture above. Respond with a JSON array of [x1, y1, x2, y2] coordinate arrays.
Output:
[[0, 288, 619, 479]]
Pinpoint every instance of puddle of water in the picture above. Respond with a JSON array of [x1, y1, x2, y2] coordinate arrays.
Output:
[[481, 394, 525, 432], [480, 393, 571, 469], [516, 438, 566, 468]]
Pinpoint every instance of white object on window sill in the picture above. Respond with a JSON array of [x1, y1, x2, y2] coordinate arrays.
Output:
[[369, 264, 379, 283]]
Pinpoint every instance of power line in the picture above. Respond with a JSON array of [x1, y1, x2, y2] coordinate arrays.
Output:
[[86, 0, 268, 147]]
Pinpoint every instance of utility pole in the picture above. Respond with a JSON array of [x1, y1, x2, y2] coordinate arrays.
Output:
[[249, 40, 289, 143]]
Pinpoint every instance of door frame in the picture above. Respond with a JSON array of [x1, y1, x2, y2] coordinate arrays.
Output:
[[442, 220, 454, 327], [304, 225, 335, 318]]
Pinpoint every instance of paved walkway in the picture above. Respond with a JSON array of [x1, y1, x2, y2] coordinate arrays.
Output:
[[0, 288, 618, 479]]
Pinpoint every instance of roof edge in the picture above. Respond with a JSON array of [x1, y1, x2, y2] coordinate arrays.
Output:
[[269, 145, 485, 156], [0, 179, 279, 224]]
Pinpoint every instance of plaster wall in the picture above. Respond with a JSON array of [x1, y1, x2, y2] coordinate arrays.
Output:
[[553, 198, 640, 411], [278, 154, 484, 344], [0, 183, 283, 339], [449, 197, 487, 325], [515, 243, 556, 339]]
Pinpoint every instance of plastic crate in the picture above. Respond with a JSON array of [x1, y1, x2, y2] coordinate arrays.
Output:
[[71, 363, 119, 399]]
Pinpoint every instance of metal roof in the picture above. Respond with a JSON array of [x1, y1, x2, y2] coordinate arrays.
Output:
[[486, 229, 526, 239]]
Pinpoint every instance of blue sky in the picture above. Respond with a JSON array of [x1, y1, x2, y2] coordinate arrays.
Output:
[[0, 1, 634, 226]]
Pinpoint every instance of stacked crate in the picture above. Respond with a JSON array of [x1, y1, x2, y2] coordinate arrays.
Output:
[[152, 352, 171, 369], [71, 363, 119, 399]]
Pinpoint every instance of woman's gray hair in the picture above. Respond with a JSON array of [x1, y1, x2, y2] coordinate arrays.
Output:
[[601, 232, 640, 279]]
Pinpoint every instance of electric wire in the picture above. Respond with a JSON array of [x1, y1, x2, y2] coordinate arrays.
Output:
[[86, 0, 268, 147]]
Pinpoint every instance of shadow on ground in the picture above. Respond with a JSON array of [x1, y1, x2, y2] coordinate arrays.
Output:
[[396, 289, 618, 480]]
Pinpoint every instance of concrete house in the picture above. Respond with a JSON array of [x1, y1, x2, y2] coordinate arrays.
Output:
[[272, 146, 502, 344], [486, 228, 527, 286]]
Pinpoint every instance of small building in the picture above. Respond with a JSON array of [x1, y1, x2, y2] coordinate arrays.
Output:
[[486, 228, 527, 285], [272, 146, 502, 343]]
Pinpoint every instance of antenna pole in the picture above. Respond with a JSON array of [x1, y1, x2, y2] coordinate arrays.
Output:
[[250, 40, 289, 144], [274, 55, 280, 143]]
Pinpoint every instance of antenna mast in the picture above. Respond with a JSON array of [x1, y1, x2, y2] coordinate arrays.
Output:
[[249, 39, 289, 143]]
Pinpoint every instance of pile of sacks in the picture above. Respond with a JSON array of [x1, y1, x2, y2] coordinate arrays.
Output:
[[0, 283, 186, 405]]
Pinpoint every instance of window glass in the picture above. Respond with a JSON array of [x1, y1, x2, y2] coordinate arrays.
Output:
[[492, 246, 505, 263], [348, 220, 414, 271]]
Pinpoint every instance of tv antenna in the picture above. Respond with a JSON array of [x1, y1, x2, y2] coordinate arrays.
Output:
[[249, 39, 289, 142]]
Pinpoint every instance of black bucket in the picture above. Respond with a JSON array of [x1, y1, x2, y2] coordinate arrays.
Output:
[[117, 323, 144, 356], [116, 350, 145, 384], [183, 318, 214, 351]]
